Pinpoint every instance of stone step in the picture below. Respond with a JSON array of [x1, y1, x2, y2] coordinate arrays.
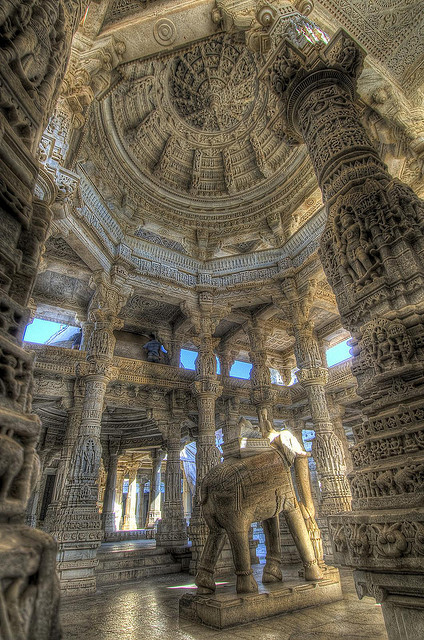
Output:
[[96, 547, 182, 585]]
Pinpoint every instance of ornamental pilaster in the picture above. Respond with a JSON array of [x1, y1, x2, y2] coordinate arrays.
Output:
[[262, 28, 424, 633]]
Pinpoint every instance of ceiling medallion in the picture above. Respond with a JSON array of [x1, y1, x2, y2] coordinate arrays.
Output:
[[169, 38, 257, 132], [91, 33, 313, 230], [153, 18, 177, 46]]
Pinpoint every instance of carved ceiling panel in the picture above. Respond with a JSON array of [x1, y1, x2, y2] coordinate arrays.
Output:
[[44, 236, 89, 268], [316, 0, 424, 92], [122, 294, 180, 323], [33, 271, 93, 312], [83, 33, 315, 243]]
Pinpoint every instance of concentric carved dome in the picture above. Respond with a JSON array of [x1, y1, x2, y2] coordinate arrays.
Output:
[[170, 39, 256, 132], [85, 34, 315, 237]]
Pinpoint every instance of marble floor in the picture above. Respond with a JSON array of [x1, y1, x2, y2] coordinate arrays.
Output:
[[60, 565, 388, 640]]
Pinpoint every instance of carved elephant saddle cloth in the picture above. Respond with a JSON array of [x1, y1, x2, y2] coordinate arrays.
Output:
[[201, 449, 293, 512]]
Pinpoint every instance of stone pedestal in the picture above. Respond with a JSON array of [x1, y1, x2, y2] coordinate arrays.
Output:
[[180, 565, 342, 629]]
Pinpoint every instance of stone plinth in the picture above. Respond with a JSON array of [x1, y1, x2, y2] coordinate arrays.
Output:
[[180, 566, 342, 629]]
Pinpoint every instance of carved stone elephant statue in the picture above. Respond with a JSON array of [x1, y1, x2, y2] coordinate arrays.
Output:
[[195, 430, 324, 594]]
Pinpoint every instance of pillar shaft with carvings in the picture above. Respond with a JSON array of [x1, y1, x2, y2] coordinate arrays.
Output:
[[187, 293, 223, 572], [101, 444, 120, 535], [53, 270, 131, 595], [246, 320, 274, 436], [122, 463, 139, 531], [0, 2, 89, 636], [156, 419, 188, 548], [146, 449, 165, 527], [295, 322, 352, 516], [264, 28, 424, 636]]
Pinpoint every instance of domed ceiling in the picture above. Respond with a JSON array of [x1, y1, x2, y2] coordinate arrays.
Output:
[[83, 33, 317, 243]]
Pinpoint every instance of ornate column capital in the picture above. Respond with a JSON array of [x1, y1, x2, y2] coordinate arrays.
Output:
[[260, 29, 365, 142], [297, 366, 328, 386], [191, 379, 222, 399]]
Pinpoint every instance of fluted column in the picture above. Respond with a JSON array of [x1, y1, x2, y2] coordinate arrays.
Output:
[[156, 423, 188, 548], [102, 448, 120, 535], [146, 449, 165, 527], [263, 27, 424, 637]]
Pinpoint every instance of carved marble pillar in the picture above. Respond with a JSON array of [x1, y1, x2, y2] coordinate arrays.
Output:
[[146, 448, 165, 527], [264, 29, 424, 637], [0, 2, 92, 634], [123, 463, 139, 531], [44, 388, 84, 532], [52, 271, 131, 595], [222, 395, 241, 444], [328, 398, 353, 474], [246, 320, 274, 436], [294, 324, 352, 516], [217, 346, 237, 378], [156, 423, 188, 548], [115, 467, 125, 530], [188, 331, 222, 573], [101, 448, 120, 535]]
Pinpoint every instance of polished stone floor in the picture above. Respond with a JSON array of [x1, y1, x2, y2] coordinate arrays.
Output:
[[60, 564, 388, 640]]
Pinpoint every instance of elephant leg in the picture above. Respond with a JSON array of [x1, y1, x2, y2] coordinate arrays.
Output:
[[284, 505, 323, 581], [227, 526, 258, 594], [262, 516, 283, 584], [195, 527, 226, 595]]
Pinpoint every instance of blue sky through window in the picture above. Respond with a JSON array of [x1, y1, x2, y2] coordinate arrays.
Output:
[[23, 318, 65, 344], [326, 339, 351, 366], [180, 349, 252, 379]]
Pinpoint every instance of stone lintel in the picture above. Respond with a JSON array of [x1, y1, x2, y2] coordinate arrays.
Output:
[[180, 566, 342, 629]]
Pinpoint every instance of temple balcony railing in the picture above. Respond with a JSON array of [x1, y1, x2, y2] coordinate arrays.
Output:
[[26, 344, 291, 403]]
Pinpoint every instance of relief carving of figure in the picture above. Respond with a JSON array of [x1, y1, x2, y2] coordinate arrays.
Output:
[[0, 432, 24, 499], [363, 318, 414, 374], [335, 205, 381, 286], [1, 0, 66, 102]]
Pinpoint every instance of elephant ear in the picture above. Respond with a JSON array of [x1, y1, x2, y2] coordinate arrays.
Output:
[[271, 430, 305, 466]]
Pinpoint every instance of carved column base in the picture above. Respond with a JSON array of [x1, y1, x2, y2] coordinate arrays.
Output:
[[188, 505, 209, 575], [101, 510, 116, 534], [329, 508, 424, 639], [156, 507, 188, 548], [355, 570, 424, 640], [122, 515, 138, 531], [280, 514, 301, 564], [146, 510, 162, 528], [53, 505, 103, 596]]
